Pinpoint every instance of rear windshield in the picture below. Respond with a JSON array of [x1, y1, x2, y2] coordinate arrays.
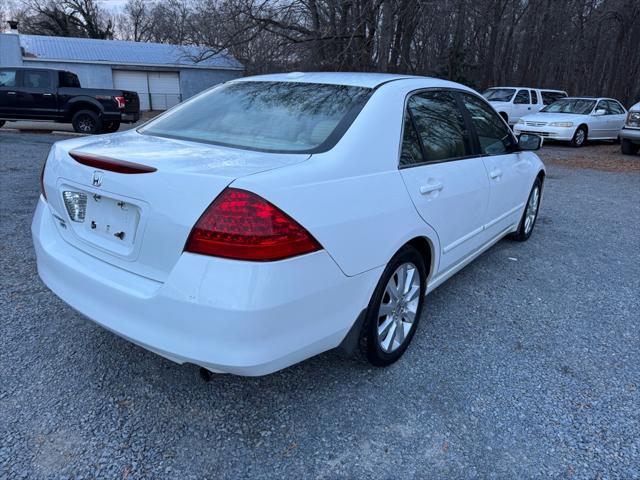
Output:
[[140, 81, 372, 153], [541, 99, 596, 115], [483, 88, 516, 102]]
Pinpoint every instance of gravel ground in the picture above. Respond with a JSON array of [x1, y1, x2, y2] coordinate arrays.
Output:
[[1, 131, 639, 479]]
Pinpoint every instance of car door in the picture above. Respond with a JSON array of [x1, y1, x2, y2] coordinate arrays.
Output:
[[0, 68, 20, 117], [511, 89, 532, 122], [399, 90, 490, 273], [459, 92, 534, 236], [19, 69, 58, 119], [590, 100, 610, 138], [603, 100, 627, 137]]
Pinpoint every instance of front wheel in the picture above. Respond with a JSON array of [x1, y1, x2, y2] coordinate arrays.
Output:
[[361, 245, 426, 367], [510, 178, 542, 242], [621, 138, 640, 155], [72, 110, 102, 134], [570, 126, 587, 147]]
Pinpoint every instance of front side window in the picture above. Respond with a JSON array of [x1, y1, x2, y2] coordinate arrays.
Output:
[[461, 94, 516, 156], [514, 89, 530, 104], [483, 88, 516, 103], [407, 91, 472, 163], [24, 70, 52, 89], [595, 101, 609, 114], [140, 81, 371, 153], [0, 70, 16, 87]]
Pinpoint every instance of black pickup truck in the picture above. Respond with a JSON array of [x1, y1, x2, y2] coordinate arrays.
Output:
[[0, 67, 140, 134]]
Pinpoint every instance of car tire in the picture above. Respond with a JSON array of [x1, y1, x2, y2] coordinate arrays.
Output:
[[361, 245, 426, 367], [72, 110, 102, 134], [510, 177, 542, 242], [621, 138, 640, 155], [102, 120, 121, 133], [570, 125, 587, 147], [0, 120, 5, 128]]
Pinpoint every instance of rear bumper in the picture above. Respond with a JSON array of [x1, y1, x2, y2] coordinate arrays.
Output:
[[101, 111, 140, 123], [620, 127, 640, 143], [32, 197, 381, 375], [513, 124, 575, 141]]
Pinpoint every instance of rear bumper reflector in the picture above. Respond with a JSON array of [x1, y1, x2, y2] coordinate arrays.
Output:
[[69, 151, 157, 174]]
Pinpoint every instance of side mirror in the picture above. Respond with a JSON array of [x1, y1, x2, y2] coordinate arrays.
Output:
[[593, 109, 606, 116], [518, 133, 543, 151]]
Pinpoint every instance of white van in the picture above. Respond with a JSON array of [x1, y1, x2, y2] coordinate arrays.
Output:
[[483, 87, 568, 125]]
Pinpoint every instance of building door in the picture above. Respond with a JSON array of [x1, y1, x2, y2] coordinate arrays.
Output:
[[113, 70, 181, 111]]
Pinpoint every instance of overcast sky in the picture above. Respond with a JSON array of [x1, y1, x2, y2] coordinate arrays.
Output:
[[99, 0, 128, 12]]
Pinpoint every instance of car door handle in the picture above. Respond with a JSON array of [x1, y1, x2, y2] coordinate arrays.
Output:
[[7, 91, 16, 95], [420, 182, 444, 194], [489, 169, 503, 179], [43, 93, 54, 97]]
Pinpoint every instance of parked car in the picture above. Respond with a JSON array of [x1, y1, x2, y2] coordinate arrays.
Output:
[[0, 67, 140, 134], [620, 101, 640, 155], [513, 97, 627, 147], [483, 86, 567, 125], [32, 73, 545, 376]]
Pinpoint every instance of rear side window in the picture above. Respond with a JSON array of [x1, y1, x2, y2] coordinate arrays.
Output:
[[0, 70, 16, 87], [59, 71, 80, 88], [531, 90, 539, 104], [605, 100, 625, 115], [400, 111, 423, 167], [24, 70, 52, 89], [541, 91, 566, 105], [514, 89, 530, 104], [461, 94, 516, 156], [407, 91, 472, 163], [140, 81, 371, 153]]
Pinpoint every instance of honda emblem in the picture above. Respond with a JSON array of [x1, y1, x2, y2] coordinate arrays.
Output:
[[92, 171, 103, 187]]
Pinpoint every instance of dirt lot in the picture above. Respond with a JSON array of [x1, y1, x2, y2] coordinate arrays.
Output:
[[538, 140, 639, 172]]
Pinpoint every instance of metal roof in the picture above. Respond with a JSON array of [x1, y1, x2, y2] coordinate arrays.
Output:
[[19, 34, 243, 70]]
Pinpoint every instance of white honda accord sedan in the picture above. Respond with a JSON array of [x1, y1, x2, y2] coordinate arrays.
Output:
[[32, 72, 545, 376]]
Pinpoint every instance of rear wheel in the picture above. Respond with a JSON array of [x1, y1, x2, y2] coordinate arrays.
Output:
[[102, 120, 121, 133], [361, 245, 426, 367], [621, 138, 640, 155], [72, 110, 102, 134], [570, 125, 587, 147], [511, 178, 542, 242]]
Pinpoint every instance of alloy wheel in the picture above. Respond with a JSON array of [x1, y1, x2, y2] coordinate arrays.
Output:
[[524, 185, 540, 234], [377, 262, 421, 353]]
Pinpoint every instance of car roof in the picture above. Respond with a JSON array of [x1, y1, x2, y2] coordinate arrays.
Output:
[[487, 86, 566, 92], [564, 97, 619, 102], [233, 72, 425, 89]]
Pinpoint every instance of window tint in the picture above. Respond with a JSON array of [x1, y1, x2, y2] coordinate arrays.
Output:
[[400, 111, 424, 166], [407, 91, 472, 162], [461, 94, 516, 156], [0, 70, 16, 87], [531, 90, 538, 104], [24, 70, 52, 88], [541, 91, 567, 105], [514, 89, 530, 104], [141, 81, 371, 153], [605, 100, 625, 115]]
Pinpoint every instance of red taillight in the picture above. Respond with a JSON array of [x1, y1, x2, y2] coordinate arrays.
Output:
[[40, 160, 47, 200], [185, 188, 322, 261], [114, 96, 126, 109]]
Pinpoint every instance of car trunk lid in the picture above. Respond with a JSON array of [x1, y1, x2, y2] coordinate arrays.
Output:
[[43, 131, 309, 282]]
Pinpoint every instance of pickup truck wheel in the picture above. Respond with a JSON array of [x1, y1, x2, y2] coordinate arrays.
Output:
[[102, 120, 121, 133], [621, 138, 640, 155], [0, 120, 5, 128], [72, 110, 102, 134]]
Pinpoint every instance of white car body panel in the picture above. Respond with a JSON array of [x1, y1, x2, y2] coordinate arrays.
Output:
[[514, 97, 627, 142], [484, 86, 568, 125], [32, 72, 545, 375]]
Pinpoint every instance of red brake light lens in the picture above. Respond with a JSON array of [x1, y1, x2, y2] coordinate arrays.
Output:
[[69, 151, 157, 174], [114, 96, 126, 109], [185, 188, 322, 261]]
